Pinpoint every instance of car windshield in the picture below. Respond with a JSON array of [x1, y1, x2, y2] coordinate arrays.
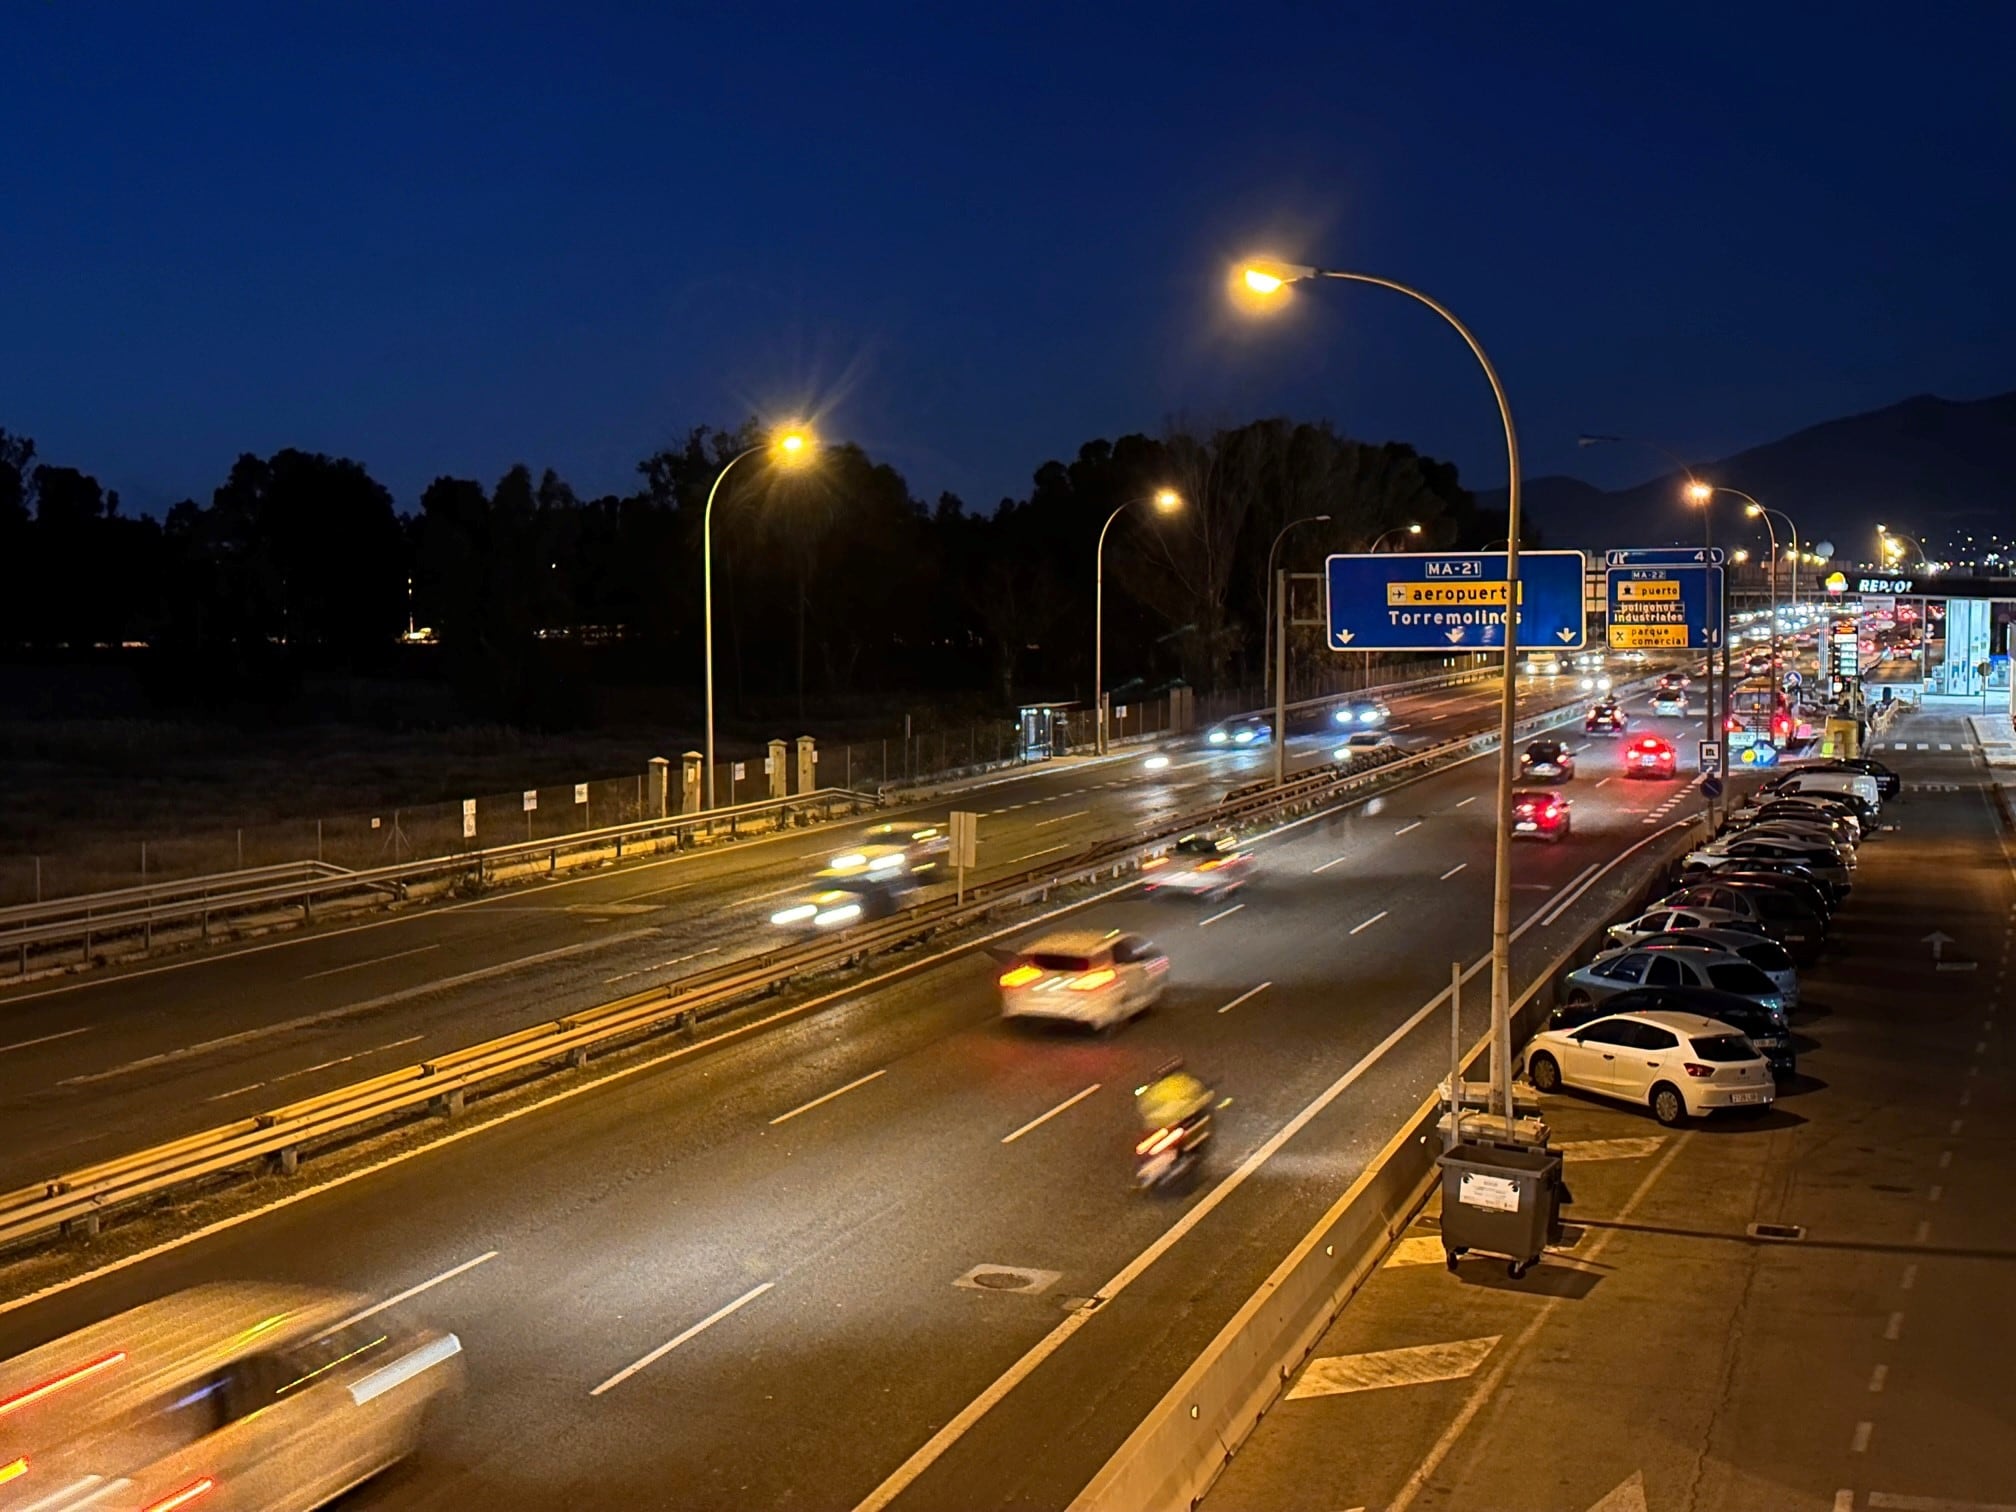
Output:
[[1708, 963, 1777, 995], [1027, 953, 1094, 972], [1688, 1033, 1757, 1062], [1347, 734, 1383, 747], [1526, 744, 1562, 759], [1739, 941, 1793, 971]]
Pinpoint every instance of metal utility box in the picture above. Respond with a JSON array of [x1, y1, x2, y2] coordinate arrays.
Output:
[[1435, 1140, 1568, 1279]]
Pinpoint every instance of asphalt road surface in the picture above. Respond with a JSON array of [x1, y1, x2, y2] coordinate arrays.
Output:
[[0, 682, 1710, 1511], [0, 670, 1639, 1189]]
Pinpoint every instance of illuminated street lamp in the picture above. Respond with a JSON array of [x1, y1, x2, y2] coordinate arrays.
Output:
[[1370, 523, 1424, 552], [1095, 488, 1183, 754], [1730, 548, 1750, 564], [1240, 256, 1528, 1131], [702, 425, 818, 808]]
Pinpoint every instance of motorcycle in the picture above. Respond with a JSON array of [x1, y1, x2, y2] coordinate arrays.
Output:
[[1135, 1111, 1211, 1189]]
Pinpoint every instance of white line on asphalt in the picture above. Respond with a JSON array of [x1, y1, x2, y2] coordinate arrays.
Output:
[[0, 1025, 95, 1056], [1439, 863, 1467, 881], [1885, 1310, 1905, 1340], [1001, 1083, 1102, 1144], [201, 1034, 426, 1102], [302, 943, 441, 979], [769, 1069, 886, 1126], [1535, 860, 1609, 927], [1009, 845, 1067, 865], [1287, 1336, 1499, 1400], [1349, 911, 1389, 935], [589, 1281, 775, 1397], [620, 879, 693, 902], [1199, 904, 1245, 927], [1395, 821, 1422, 836], [1553, 1135, 1665, 1161], [1215, 982, 1273, 1015], [1853, 1421, 1874, 1453], [1313, 855, 1350, 874], [1454, 796, 1477, 807], [1034, 810, 1091, 827], [1595, 777, 1612, 789], [1902, 1263, 1918, 1290], [604, 947, 718, 984], [748, 882, 810, 902], [1868, 1362, 1888, 1392], [1868, 1494, 2016, 1511], [334, 1250, 499, 1331]]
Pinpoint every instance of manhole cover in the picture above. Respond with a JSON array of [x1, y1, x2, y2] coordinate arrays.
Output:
[[1748, 1222, 1806, 1242], [953, 1264, 1060, 1296]]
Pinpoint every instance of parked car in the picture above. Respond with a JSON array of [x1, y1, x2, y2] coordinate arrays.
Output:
[[998, 930, 1168, 1030], [1803, 756, 1901, 800], [1739, 799, 1862, 844], [1208, 715, 1271, 747], [1519, 739, 1576, 782], [1585, 700, 1629, 736], [1660, 880, 1826, 961], [1683, 838, 1851, 900], [1523, 1009, 1775, 1126], [1511, 788, 1572, 842], [1624, 734, 1678, 779], [1542, 987, 1794, 1081], [1333, 698, 1392, 727], [1607, 904, 1773, 948], [1758, 767, 1881, 818], [1142, 831, 1254, 899], [1562, 945, 1787, 1016], [1634, 931, 1801, 1005]]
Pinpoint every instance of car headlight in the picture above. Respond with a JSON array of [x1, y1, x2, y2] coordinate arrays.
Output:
[[1144, 754, 1170, 770], [1209, 730, 1227, 744], [1234, 729, 1256, 744], [1362, 710, 1378, 723]]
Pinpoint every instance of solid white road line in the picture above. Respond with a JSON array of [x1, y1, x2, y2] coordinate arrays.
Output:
[[589, 1281, 775, 1397], [1439, 863, 1467, 881], [1034, 810, 1092, 827], [1009, 845, 1067, 865], [1350, 910, 1389, 935], [1595, 777, 1612, 789], [302, 943, 442, 980], [768, 1069, 887, 1126], [1313, 855, 1350, 874], [604, 947, 718, 984], [1001, 1084, 1102, 1144], [1395, 821, 1422, 836], [1287, 1336, 1500, 1400], [1455, 795, 1477, 807], [1215, 982, 1273, 1016], [334, 1250, 500, 1332], [201, 1034, 426, 1102], [1535, 860, 1606, 927], [1199, 903, 1245, 927], [619, 879, 693, 902], [0, 1025, 95, 1056]]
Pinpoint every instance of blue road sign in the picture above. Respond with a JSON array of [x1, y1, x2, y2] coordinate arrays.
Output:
[[1605, 547, 1725, 568], [1324, 551, 1587, 653], [1606, 564, 1723, 651]]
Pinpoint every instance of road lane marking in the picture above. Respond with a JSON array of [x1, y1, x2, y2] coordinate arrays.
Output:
[[1287, 1336, 1499, 1400], [1536, 861, 1607, 926], [0, 1025, 95, 1056], [769, 1069, 886, 1126], [1852, 1421, 1873, 1452], [604, 947, 718, 984], [1199, 904, 1245, 927], [1009, 845, 1067, 865], [1553, 1135, 1665, 1161], [1595, 777, 1612, 789], [1034, 810, 1091, 827], [1439, 863, 1467, 881], [1885, 1310, 1905, 1340], [1395, 821, 1422, 836], [61, 930, 661, 1086], [1215, 983, 1273, 1016], [302, 944, 441, 979], [334, 1250, 500, 1331], [589, 1281, 775, 1397], [748, 882, 810, 902], [1001, 1083, 1102, 1144], [1455, 796, 1477, 807], [1349, 911, 1389, 935], [1867, 1495, 2016, 1511], [619, 879, 693, 902], [1313, 856, 1350, 874]]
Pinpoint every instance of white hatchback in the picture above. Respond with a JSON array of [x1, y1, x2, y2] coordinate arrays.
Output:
[[998, 930, 1169, 1030], [1523, 1009, 1774, 1127]]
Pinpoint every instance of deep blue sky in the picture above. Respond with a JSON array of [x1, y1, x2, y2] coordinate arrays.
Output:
[[6, 2, 2013, 519]]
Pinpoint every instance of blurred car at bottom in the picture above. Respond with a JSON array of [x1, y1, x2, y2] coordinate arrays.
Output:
[[1519, 739, 1575, 782], [0, 1282, 462, 1512], [1141, 831, 1254, 900], [1511, 789, 1572, 842], [1332, 698, 1391, 727], [1207, 716, 1271, 747]]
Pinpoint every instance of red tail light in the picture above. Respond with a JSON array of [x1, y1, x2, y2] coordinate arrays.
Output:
[[1544, 803, 1561, 819], [0, 1350, 127, 1416], [142, 1481, 217, 1512], [1682, 1062, 1715, 1078]]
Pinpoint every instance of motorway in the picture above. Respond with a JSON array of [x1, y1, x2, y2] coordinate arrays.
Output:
[[0, 670, 1635, 1190], [0, 678, 1711, 1511]]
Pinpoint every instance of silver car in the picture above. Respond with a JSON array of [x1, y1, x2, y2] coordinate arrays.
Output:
[[1632, 931, 1800, 1006], [1562, 944, 1787, 1016], [1607, 904, 1772, 948]]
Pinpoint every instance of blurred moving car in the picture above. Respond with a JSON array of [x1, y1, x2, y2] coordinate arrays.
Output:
[[1521, 653, 1564, 676], [1523, 1009, 1774, 1126], [1655, 672, 1692, 692], [1333, 730, 1399, 763], [1511, 789, 1572, 842], [998, 930, 1168, 1030], [1142, 831, 1254, 900], [772, 846, 923, 931], [1584, 700, 1629, 736], [1579, 672, 1614, 693], [1649, 687, 1688, 716], [1207, 716, 1271, 747], [1332, 698, 1391, 728], [1519, 739, 1576, 782], [0, 1282, 463, 1511], [1624, 734, 1677, 779], [855, 822, 949, 873]]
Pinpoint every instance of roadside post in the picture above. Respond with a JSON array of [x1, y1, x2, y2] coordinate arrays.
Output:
[[950, 810, 979, 904]]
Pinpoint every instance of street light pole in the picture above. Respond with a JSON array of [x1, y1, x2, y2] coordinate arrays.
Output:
[[1243, 261, 1525, 1129], [1264, 514, 1332, 786], [1095, 489, 1182, 755]]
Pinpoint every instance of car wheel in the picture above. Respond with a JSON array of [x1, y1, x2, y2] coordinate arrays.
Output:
[[1528, 1052, 1562, 1094], [1650, 1082, 1687, 1127]]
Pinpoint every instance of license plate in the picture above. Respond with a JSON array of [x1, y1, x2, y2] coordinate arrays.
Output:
[[1731, 1089, 1770, 1105], [1515, 820, 1537, 830]]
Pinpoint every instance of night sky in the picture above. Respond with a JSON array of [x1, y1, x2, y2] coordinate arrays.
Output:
[[6, 2, 2014, 519]]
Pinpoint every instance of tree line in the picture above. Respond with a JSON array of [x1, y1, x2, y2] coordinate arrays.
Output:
[[0, 419, 1515, 724]]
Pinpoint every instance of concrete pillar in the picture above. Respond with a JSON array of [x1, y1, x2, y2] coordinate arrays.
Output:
[[796, 735, 817, 795], [680, 751, 704, 814], [768, 739, 788, 799], [1170, 685, 1196, 734], [647, 756, 670, 819]]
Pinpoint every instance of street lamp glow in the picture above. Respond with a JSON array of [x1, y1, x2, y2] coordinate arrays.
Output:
[[1242, 267, 1286, 295], [1745, 502, 1762, 518], [1153, 487, 1182, 513], [1685, 481, 1714, 505], [1407, 522, 1423, 536], [773, 427, 815, 463], [1731, 548, 1750, 564]]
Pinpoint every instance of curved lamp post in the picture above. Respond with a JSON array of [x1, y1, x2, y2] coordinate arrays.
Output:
[[702, 426, 817, 808], [1241, 258, 1526, 1132], [1095, 488, 1183, 754]]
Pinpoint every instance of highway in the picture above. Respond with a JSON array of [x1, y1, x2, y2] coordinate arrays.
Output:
[[0, 682, 1710, 1511], [0, 669, 1627, 1189]]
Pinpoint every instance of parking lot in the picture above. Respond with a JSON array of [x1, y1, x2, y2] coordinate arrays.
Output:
[[1205, 714, 2016, 1512]]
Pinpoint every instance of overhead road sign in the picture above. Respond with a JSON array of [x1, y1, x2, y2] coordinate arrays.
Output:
[[1605, 561, 1723, 651], [1324, 551, 1587, 653], [1604, 547, 1725, 568]]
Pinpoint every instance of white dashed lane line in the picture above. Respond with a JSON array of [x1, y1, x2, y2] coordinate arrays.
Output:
[[1349, 910, 1389, 936], [1439, 863, 1467, 881]]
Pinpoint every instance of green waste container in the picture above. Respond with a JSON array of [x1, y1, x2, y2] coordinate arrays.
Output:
[[1435, 1140, 1569, 1279]]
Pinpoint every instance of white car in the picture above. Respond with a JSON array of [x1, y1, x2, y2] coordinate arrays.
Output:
[[1523, 1009, 1774, 1126], [998, 930, 1168, 1030], [1579, 672, 1613, 693], [1334, 731, 1399, 763]]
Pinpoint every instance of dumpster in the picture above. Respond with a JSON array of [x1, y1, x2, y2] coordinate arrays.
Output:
[[1436, 1140, 1569, 1279]]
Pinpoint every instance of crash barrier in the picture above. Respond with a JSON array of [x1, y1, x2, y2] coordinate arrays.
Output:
[[0, 787, 878, 979], [1068, 819, 1711, 1512], [0, 675, 1663, 1258]]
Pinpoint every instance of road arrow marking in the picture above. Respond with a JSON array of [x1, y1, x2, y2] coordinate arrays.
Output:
[[1583, 1470, 1650, 1512], [1924, 930, 1955, 961], [1287, 1336, 1499, 1399]]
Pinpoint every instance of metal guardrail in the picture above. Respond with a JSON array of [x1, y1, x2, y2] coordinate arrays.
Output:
[[0, 675, 1644, 1254], [1, 787, 878, 973]]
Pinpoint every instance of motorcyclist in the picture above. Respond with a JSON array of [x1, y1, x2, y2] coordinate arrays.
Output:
[[1134, 1060, 1214, 1186]]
